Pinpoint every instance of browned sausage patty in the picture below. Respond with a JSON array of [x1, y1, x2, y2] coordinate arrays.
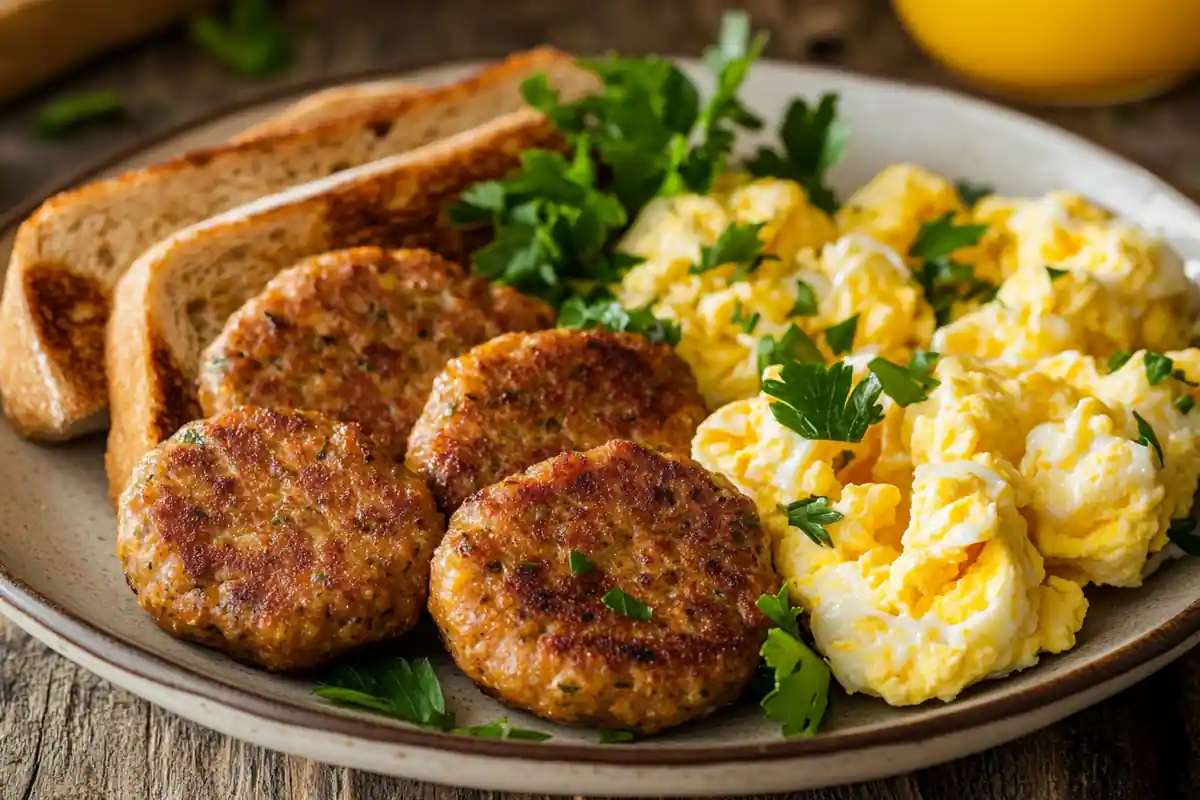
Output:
[[428, 440, 777, 735], [197, 248, 554, 459], [116, 406, 444, 672], [405, 329, 708, 511]]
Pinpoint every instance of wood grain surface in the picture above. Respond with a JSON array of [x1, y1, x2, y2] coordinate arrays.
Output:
[[1, 1, 1199, 798]]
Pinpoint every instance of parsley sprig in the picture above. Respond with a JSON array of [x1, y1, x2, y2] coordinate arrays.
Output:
[[313, 658, 551, 740], [35, 91, 125, 138], [790, 279, 819, 316], [909, 212, 993, 327], [449, 138, 637, 304], [754, 586, 831, 737], [762, 361, 884, 443], [558, 295, 681, 346], [954, 180, 994, 206], [313, 658, 455, 729], [1109, 350, 1133, 372], [779, 497, 843, 548], [746, 93, 849, 213], [756, 324, 823, 377], [1143, 351, 1198, 387], [190, 0, 292, 77], [523, 10, 765, 213], [867, 357, 939, 407], [691, 222, 777, 282], [824, 315, 858, 355]]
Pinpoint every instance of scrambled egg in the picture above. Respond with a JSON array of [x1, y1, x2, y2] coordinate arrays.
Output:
[[656, 164, 1200, 707]]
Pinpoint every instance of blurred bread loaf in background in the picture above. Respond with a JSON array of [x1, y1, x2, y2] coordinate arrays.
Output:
[[0, 0, 214, 103]]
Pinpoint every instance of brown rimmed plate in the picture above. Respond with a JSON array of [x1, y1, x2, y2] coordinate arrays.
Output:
[[0, 59, 1198, 796]]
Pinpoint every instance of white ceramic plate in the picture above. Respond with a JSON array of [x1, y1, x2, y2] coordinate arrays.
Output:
[[1, 58, 1198, 797]]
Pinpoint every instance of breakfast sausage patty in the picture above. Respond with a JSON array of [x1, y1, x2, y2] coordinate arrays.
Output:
[[197, 248, 554, 459], [406, 329, 709, 511], [116, 406, 444, 672], [428, 440, 777, 735]]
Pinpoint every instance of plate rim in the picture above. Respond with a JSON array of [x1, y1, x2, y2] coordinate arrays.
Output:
[[1, 54, 1198, 768]]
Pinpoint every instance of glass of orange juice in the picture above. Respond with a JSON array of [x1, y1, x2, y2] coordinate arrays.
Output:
[[893, 0, 1200, 104]]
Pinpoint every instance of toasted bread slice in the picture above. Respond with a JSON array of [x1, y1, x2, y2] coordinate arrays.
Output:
[[0, 48, 594, 441], [105, 108, 563, 502], [234, 80, 423, 142]]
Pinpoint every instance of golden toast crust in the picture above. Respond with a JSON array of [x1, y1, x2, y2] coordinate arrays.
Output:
[[105, 109, 567, 503], [1, 48, 583, 441]]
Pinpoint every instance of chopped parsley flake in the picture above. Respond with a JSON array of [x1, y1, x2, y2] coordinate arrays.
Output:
[[756, 324, 823, 378], [568, 550, 596, 576], [867, 357, 940, 407], [1108, 350, 1133, 372], [601, 588, 653, 621], [789, 279, 819, 317], [778, 496, 842, 548], [180, 429, 205, 446], [692, 221, 777, 281], [1133, 411, 1164, 467], [824, 314, 857, 355]]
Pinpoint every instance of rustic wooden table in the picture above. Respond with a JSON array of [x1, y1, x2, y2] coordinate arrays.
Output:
[[1, 1, 1198, 798]]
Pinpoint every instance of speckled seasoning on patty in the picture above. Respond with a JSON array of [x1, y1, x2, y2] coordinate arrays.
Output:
[[428, 440, 778, 735], [116, 406, 444, 672], [197, 247, 555, 459], [406, 328, 709, 511]]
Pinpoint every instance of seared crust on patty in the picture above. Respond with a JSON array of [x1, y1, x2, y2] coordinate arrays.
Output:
[[198, 248, 554, 459], [116, 406, 444, 672], [406, 329, 708, 511], [428, 440, 777, 735]]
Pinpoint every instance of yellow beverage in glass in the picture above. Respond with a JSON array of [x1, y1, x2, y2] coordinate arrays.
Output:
[[893, 0, 1200, 104]]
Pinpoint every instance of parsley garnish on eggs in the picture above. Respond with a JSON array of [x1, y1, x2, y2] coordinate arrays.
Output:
[[746, 94, 849, 214], [558, 296, 681, 346], [762, 358, 937, 443], [779, 497, 843, 548], [691, 221, 778, 281], [910, 212, 994, 327], [451, 8, 850, 354]]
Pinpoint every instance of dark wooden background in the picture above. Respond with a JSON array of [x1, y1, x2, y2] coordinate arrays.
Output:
[[1, 1, 1198, 798]]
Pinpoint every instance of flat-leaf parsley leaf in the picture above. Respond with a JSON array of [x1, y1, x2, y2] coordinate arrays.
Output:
[[313, 658, 455, 730], [755, 325, 824, 377], [745, 93, 848, 214], [754, 585, 800, 638], [755, 591, 831, 737], [36, 91, 125, 138], [790, 279, 819, 317], [558, 296, 681, 346], [762, 361, 884, 443], [601, 588, 653, 621], [568, 550, 596, 576], [691, 222, 776, 281], [867, 357, 939, 407], [778, 496, 842, 548], [457, 717, 552, 741], [824, 314, 857, 355], [190, 0, 292, 77], [954, 180, 994, 206]]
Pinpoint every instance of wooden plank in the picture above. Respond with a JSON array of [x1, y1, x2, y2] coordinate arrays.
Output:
[[4, 615, 1197, 799]]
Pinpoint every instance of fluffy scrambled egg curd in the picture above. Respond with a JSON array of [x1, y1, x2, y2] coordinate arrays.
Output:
[[666, 164, 1200, 707]]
